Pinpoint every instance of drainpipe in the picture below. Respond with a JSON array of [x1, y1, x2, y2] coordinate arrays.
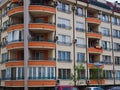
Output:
[[24, 0, 29, 90], [72, 3, 76, 86], [85, 1, 89, 86], [110, 11, 115, 86], [53, 0, 58, 87]]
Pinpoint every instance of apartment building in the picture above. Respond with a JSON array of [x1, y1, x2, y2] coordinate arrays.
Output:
[[0, 0, 120, 90]]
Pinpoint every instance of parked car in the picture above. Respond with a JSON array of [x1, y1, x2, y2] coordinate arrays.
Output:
[[55, 85, 79, 90], [84, 87, 104, 90], [108, 86, 120, 90]]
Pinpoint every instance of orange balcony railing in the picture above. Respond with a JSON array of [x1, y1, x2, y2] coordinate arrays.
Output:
[[5, 80, 56, 87], [28, 40, 56, 49], [28, 59, 56, 66], [89, 79, 105, 85], [5, 81, 24, 87], [88, 63, 104, 68], [7, 42, 24, 50], [8, 6, 23, 16], [7, 23, 23, 32], [87, 31, 102, 39], [88, 46, 103, 54], [29, 5, 56, 14], [86, 17, 101, 24], [29, 23, 56, 31]]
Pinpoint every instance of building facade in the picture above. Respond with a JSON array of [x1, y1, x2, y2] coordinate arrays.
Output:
[[0, 0, 120, 90]]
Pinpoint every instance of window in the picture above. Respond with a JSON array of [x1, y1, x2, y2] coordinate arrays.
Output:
[[3, 20, 8, 31], [76, 7, 83, 16], [112, 29, 120, 38], [6, 68, 11, 80], [114, 42, 120, 51], [115, 56, 120, 65], [58, 18, 71, 29], [102, 41, 111, 50], [1, 70, 6, 80], [102, 55, 111, 64], [79, 70, 85, 79], [3, 7, 8, 17], [58, 69, 70, 79], [112, 16, 120, 25], [76, 22, 84, 32], [16, 67, 24, 79], [104, 70, 112, 79], [58, 35, 71, 45], [115, 71, 120, 80], [8, 30, 24, 43], [76, 37, 85, 47], [1, 36, 7, 48], [29, 67, 55, 80], [77, 53, 85, 62], [101, 27, 110, 36], [57, 2, 70, 13], [58, 51, 70, 61], [35, 52, 44, 60], [100, 14, 109, 22], [2, 53, 8, 63]]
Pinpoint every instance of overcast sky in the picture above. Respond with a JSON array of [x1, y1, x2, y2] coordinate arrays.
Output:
[[107, 0, 119, 2]]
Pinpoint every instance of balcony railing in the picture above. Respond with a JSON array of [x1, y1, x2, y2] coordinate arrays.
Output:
[[103, 47, 112, 51], [101, 61, 113, 65], [57, 41, 72, 46], [76, 44, 86, 48], [30, 2, 54, 7], [30, 21, 55, 25], [58, 59, 72, 62], [76, 28, 85, 32], [8, 22, 23, 26], [1, 42, 7, 48], [57, 24, 72, 29], [29, 57, 55, 61], [58, 77, 70, 80], [57, 8, 71, 13], [29, 38, 55, 43], [77, 60, 86, 63], [90, 0, 111, 10], [29, 77, 55, 80], [9, 4, 23, 10], [87, 30, 101, 34], [8, 39, 24, 44], [7, 58, 24, 62], [114, 49, 120, 52], [2, 77, 24, 80]]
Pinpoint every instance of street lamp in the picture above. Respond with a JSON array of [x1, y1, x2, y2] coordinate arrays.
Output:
[[94, 62, 103, 87]]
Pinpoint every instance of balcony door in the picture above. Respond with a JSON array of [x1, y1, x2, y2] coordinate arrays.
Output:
[[35, 52, 44, 60]]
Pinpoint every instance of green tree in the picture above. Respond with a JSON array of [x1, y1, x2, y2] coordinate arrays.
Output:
[[71, 64, 85, 86]]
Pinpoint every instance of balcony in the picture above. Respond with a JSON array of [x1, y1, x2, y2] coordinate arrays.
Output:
[[5, 81, 24, 87], [28, 39, 56, 49], [29, 22, 56, 32], [28, 80, 56, 87], [29, 4, 55, 15], [6, 59, 24, 67], [86, 17, 101, 25], [5, 80, 56, 87], [8, 6, 23, 17], [87, 31, 102, 39], [90, 0, 111, 10], [7, 23, 23, 32], [89, 79, 105, 85], [28, 58, 56, 66], [88, 46, 103, 54], [88, 63, 104, 68], [7, 41, 24, 50]]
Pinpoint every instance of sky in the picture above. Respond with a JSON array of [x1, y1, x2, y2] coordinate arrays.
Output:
[[107, 0, 120, 2]]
